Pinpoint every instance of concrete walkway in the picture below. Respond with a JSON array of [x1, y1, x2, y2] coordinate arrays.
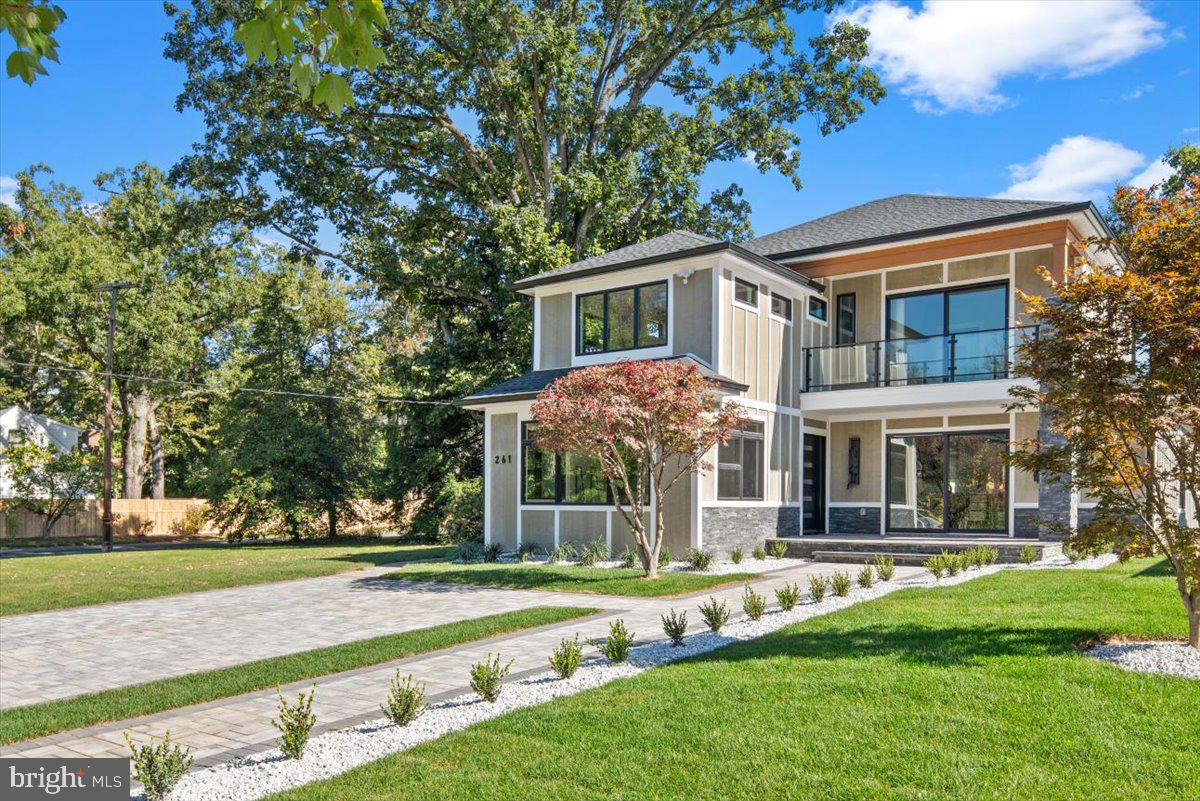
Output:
[[0, 561, 923, 768]]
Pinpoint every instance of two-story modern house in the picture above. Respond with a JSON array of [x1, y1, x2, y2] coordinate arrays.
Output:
[[459, 194, 1126, 560]]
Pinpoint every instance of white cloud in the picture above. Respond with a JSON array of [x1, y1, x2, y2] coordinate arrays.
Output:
[[1129, 158, 1174, 189], [0, 176, 17, 209], [994, 136, 1146, 200], [1121, 83, 1154, 100], [842, 0, 1166, 113]]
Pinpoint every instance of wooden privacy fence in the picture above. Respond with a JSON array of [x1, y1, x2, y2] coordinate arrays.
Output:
[[2, 499, 214, 540], [1, 498, 400, 540]]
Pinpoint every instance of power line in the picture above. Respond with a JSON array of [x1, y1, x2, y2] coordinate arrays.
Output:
[[0, 359, 460, 407]]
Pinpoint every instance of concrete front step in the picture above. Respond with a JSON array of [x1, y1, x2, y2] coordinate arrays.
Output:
[[767, 537, 1061, 564]]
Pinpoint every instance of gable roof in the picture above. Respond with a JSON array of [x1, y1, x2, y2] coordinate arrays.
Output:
[[743, 194, 1094, 260], [456, 354, 748, 407], [511, 230, 822, 292]]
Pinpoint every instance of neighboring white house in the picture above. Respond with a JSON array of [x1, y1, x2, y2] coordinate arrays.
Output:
[[0, 406, 90, 499]]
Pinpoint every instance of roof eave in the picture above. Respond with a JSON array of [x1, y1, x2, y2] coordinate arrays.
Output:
[[762, 202, 1096, 262]]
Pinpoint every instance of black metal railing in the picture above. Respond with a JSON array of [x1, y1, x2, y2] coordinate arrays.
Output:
[[803, 325, 1038, 392]]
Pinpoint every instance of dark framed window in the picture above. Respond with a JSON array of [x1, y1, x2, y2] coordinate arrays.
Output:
[[717, 420, 765, 500], [808, 296, 828, 322], [886, 430, 1007, 533], [734, 278, 758, 306], [521, 422, 613, 506], [885, 281, 1008, 385], [576, 281, 667, 355], [770, 292, 792, 321], [836, 293, 856, 344]]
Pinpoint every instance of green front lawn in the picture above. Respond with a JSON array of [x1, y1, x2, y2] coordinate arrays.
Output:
[[0, 541, 453, 616], [0, 605, 597, 745], [277, 560, 1198, 801], [388, 562, 758, 597]]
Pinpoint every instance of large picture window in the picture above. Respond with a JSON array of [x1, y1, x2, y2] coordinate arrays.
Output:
[[885, 282, 1008, 385], [887, 430, 1007, 533], [717, 421, 765, 500], [521, 423, 613, 505], [576, 281, 667, 355]]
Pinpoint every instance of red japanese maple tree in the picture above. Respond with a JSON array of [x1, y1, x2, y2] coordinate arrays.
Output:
[[531, 359, 745, 579]]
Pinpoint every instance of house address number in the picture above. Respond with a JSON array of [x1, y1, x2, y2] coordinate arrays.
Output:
[[493, 454, 512, 464]]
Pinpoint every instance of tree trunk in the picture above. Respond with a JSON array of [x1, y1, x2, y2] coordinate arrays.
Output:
[[326, 500, 338, 540], [147, 405, 165, 500], [1188, 594, 1199, 649], [122, 391, 151, 499]]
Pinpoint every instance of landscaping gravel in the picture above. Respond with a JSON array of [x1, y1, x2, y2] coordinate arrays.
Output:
[[148, 551, 1119, 801], [1085, 640, 1200, 680]]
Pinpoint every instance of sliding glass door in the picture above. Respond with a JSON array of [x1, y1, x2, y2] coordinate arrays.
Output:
[[886, 282, 1008, 386], [887, 430, 1007, 533]]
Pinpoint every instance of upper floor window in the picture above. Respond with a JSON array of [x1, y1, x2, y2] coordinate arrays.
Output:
[[808, 296, 828, 322], [734, 278, 758, 307], [770, 292, 792, 321], [836, 293, 856, 344], [576, 281, 667, 355]]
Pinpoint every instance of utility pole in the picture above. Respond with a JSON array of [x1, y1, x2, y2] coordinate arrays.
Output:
[[96, 282, 134, 553]]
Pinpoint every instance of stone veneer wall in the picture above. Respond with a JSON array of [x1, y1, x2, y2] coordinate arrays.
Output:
[[1077, 506, 1098, 527], [1037, 406, 1077, 541], [1013, 507, 1039, 539], [828, 506, 881, 535], [702, 506, 801, 555]]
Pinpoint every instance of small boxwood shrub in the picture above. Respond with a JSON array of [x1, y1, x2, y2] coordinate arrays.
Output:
[[874, 555, 895, 581], [924, 554, 947, 579], [808, 573, 828, 602], [380, 671, 424, 726], [593, 619, 635, 663], [768, 540, 788, 559], [830, 570, 852, 597], [699, 597, 730, 632], [857, 564, 874, 588], [730, 546, 744, 564], [775, 582, 800, 611], [943, 550, 961, 576], [1020, 544, 1038, 564], [661, 609, 688, 646], [470, 654, 512, 702], [685, 547, 714, 571], [126, 731, 193, 801], [753, 544, 767, 560], [979, 545, 999, 565], [742, 585, 766, 620], [548, 635, 583, 679], [273, 686, 317, 760]]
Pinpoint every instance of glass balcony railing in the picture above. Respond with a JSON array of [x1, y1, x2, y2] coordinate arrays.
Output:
[[803, 325, 1038, 392]]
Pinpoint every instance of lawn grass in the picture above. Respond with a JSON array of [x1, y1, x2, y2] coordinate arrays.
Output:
[[274, 559, 1199, 801], [0, 541, 454, 616], [388, 562, 759, 597], [0, 605, 597, 745]]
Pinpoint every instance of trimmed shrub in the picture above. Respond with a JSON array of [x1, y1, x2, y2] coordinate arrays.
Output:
[[169, 504, 208, 538], [658, 545, 672, 568], [699, 597, 730, 632], [125, 731, 193, 801], [1020, 544, 1038, 564], [943, 550, 961, 576], [661, 609, 688, 646], [517, 543, 540, 562], [469, 654, 512, 702], [548, 635, 583, 679], [874, 555, 896, 581], [925, 554, 947, 579], [753, 544, 767, 560], [1064, 543, 1083, 563], [593, 619, 634, 663], [685, 547, 714, 571], [730, 546, 744, 564], [483, 542, 504, 563], [380, 671, 424, 727], [775, 582, 800, 611], [808, 573, 828, 602], [273, 686, 317, 760], [742, 585, 767, 620], [768, 540, 788, 559], [980, 546, 999, 566], [619, 546, 637, 569], [857, 564, 874, 588], [830, 571, 852, 597], [578, 540, 607, 567]]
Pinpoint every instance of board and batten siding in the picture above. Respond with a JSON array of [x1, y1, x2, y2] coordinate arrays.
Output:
[[488, 413, 519, 548], [672, 268, 713, 362], [537, 293, 572, 369]]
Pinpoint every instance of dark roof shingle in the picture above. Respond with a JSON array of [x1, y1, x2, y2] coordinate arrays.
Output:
[[511, 230, 720, 289], [743, 194, 1089, 259]]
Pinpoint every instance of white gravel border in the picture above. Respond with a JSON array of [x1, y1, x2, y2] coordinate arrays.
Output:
[[451, 555, 813, 575], [1085, 640, 1200, 679], [150, 552, 1118, 801]]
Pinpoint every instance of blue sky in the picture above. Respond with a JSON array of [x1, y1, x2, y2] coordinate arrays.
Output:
[[1, 0, 1198, 243]]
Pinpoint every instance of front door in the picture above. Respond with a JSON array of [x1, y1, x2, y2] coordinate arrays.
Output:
[[803, 434, 826, 533]]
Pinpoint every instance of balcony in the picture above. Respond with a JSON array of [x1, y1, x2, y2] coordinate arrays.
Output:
[[803, 326, 1038, 393]]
